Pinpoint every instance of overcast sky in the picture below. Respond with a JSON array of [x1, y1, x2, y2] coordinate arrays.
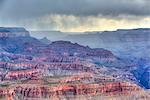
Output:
[[0, 0, 150, 32]]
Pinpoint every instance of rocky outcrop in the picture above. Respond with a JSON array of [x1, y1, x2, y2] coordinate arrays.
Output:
[[5, 69, 41, 80], [59, 72, 94, 83], [0, 81, 142, 99], [0, 27, 30, 37], [40, 37, 51, 44], [49, 41, 115, 58]]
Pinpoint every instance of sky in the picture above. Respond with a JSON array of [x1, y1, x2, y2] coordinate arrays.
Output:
[[0, 0, 150, 32]]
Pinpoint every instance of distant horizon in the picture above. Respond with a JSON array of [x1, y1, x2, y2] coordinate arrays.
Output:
[[29, 27, 150, 32], [1, 26, 149, 33]]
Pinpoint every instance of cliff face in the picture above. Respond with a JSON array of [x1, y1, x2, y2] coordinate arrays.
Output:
[[14, 82, 141, 98], [132, 59, 150, 89], [0, 27, 149, 99], [0, 27, 30, 37], [0, 75, 143, 100]]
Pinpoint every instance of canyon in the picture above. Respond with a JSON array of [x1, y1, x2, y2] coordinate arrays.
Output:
[[0, 27, 149, 100]]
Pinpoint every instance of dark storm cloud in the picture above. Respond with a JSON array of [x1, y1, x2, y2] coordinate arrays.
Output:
[[1, 0, 150, 20], [0, 0, 150, 31], [0, 0, 6, 8], [0, 0, 5, 5]]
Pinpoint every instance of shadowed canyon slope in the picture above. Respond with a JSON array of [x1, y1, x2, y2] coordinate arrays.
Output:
[[31, 28, 150, 58]]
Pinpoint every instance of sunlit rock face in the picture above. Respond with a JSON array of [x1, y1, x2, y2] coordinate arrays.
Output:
[[14, 82, 141, 98], [0, 27, 149, 99], [5, 69, 40, 80], [0, 74, 144, 100]]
